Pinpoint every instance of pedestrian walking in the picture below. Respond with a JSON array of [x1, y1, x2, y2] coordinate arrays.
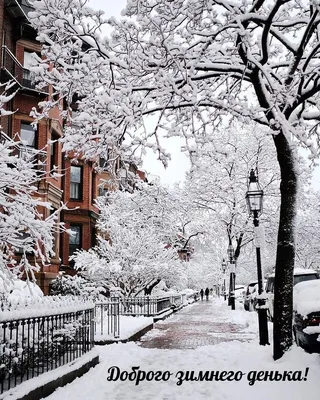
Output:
[[200, 289, 204, 301], [205, 287, 209, 301]]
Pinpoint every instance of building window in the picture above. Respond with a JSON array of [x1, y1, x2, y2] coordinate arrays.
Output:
[[23, 51, 37, 88], [69, 225, 82, 258], [19, 123, 36, 161], [20, 123, 36, 147], [70, 165, 82, 200], [50, 133, 58, 171]]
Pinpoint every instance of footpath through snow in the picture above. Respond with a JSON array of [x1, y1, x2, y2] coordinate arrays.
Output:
[[41, 298, 320, 400]]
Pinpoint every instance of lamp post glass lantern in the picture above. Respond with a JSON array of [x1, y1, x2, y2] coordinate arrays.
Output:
[[246, 169, 263, 214], [246, 169, 269, 346]]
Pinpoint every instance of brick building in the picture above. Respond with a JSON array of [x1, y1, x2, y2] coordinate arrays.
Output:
[[0, 0, 144, 294]]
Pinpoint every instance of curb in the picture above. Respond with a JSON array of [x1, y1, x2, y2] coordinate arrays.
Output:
[[95, 301, 196, 345], [95, 323, 154, 345], [4, 355, 99, 400]]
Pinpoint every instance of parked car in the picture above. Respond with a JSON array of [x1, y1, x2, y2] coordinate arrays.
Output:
[[293, 279, 320, 353], [249, 284, 260, 311], [266, 268, 319, 321], [234, 285, 246, 303], [244, 281, 267, 311], [244, 281, 258, 311]]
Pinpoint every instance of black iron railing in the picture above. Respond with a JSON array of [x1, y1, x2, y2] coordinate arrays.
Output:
[[0, 308, 94, 395], [1, 46, 48, 93], [94, 298, 120, 339], [0, 132, 47, 175], [18, 147, 47, 175], [119, 296, 173, 316], [94, 293, 199, 339]]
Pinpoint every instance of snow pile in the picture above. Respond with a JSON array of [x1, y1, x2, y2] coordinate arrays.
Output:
[[180, 288, 197, 295], [0, 294, 94, 321], [37, 300, 320, 400], [293, 280, 320, 317], [95, 316, 153, 341], [0, 278, 43, 301]]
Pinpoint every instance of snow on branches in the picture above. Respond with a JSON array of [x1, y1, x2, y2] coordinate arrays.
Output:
[[73, 182, 198, 296], [0, 83, 63, 285], [29, 0, 320, 162]]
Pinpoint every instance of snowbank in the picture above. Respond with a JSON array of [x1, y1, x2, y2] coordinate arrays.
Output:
[[95, 315, 153, 341], [293, 280, 320, 317]]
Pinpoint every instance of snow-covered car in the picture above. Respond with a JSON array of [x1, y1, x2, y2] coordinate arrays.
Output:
[[293, 279, 320, 353], [244, 281, 258, 311], [244, 281, 267, 312], [266, 268, 319, 321], [234, 285, 245, 303], [249, 284, 259, 311]]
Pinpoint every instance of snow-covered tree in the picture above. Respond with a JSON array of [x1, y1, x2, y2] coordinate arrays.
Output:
[[74, 183, 187, 296], [0, 83, 61, 285], [49, 274, 106, 300], [184, 123, 281, 280], [29, 0, 320, 358], [184, 238, 223, 290]]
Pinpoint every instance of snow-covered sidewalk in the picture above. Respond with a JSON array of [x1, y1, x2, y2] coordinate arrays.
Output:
[[95, 315, 153, 342], [41, 298, 320, 400]]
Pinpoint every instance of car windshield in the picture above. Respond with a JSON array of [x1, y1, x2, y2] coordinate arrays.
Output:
[[294, 274, 318, 286], [246, 283, 257, 295]]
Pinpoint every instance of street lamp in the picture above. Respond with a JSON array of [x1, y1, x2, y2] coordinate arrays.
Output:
[[227, 244, 236, 310], [221, 258, 227, 300], [245, 169, 269, 346]]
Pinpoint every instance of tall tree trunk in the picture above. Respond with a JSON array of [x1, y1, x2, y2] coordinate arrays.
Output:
[[144, 279, 161, 295], [272, 131, 297, 360]]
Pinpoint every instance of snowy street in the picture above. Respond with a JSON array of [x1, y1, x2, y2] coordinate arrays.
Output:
[[41, 298, 320, 400]]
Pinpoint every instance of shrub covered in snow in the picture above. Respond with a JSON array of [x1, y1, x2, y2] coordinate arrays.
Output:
[[49, 274, 106, 300], [0, 277, 44, 303], [0, 293, 94, 321]]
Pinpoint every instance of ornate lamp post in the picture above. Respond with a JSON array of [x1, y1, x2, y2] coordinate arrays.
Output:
[[245, 169, 269, 345], [227, 244, 236, 310], [221, 258, 227, 300]]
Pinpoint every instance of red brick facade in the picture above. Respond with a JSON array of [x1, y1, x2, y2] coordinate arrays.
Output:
[[0, 0, 104, 294], [0, 0, 148, 294]]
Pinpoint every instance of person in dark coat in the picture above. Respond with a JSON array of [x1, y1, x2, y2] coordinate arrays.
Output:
[[200, 288, 204, 301], [205, 287, 209, 300]]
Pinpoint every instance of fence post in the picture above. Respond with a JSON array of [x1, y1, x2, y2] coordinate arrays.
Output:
[[147, 296, 150, 317], [110, 288, 120, 338]]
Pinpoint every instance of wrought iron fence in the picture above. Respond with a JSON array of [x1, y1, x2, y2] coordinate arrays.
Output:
[[0, 308, 94, 395], [1, 46, 49, 93], [94, 298, 120, 340], [0, 131, 47, 176], [94, 293, 199, 340], [119, 296, 173, 316]]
